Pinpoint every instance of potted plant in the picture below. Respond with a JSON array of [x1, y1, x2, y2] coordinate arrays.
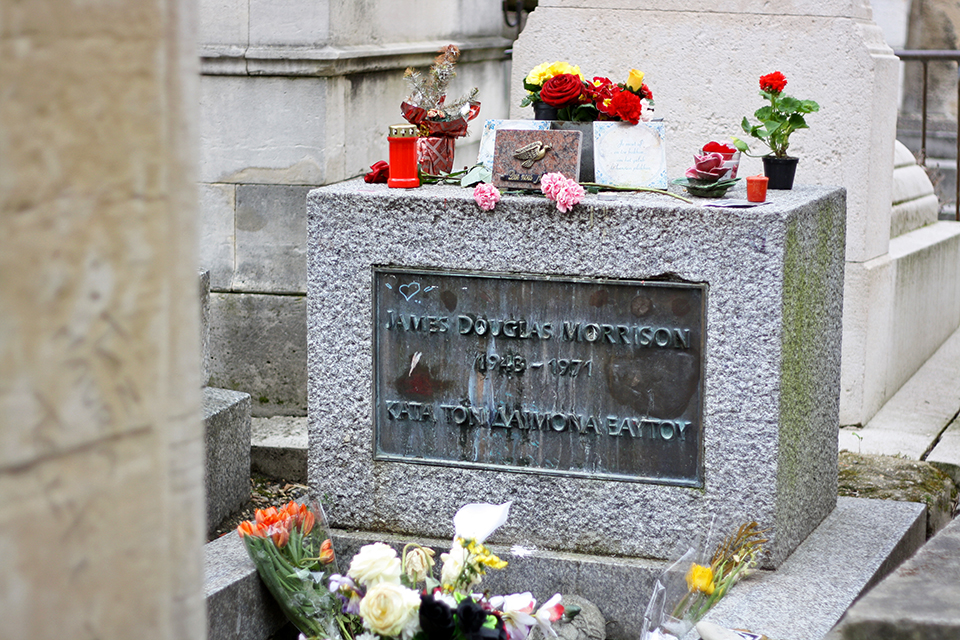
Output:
[[520, 61, 655, 180], [732, 71, 819, 189]]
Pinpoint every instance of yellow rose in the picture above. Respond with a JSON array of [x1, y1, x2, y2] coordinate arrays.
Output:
[[685, 563, 715, 595], [626, 69, 645, 92], [359, 582, 421, 637], [348, 542, 402, 587]]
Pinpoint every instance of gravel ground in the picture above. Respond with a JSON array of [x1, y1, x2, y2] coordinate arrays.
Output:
[[208, 472, 311, 541]]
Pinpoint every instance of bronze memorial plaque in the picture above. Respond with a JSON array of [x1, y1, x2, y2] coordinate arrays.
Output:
[[372, 267, 706, 486]]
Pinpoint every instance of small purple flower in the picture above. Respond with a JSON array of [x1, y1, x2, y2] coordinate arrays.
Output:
[[329, 573, 363, 614]]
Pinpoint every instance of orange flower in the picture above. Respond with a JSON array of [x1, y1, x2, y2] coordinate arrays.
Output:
[[255, 506, 281, 527], [240, 502, 316, 546], [237, 520, 265, 538], [268, 522, 291, 548], [300, 509, 315, 535], [320, 538, 335, 564]]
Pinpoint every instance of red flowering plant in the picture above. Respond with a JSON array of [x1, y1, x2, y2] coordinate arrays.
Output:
[[521, 62, 654, 124], [732, 71, 820, 159]]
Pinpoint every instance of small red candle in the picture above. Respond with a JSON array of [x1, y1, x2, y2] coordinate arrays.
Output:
[[387, 124, 420, 188], [746, 174, 768, 203]]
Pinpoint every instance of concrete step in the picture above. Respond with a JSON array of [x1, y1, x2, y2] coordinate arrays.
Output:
[[694, 498, 927, 640], [840, 325, 960, 467], [827, 512, 960, 639], [251, 416, 307, 483], [203, 387, 252, 538], [205, 532, 291, 640]]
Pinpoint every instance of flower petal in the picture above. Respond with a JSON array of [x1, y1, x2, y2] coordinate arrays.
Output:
[[453, 502, 512, 543]]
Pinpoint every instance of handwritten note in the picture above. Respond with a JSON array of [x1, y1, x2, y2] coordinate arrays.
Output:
[[593, 121, 668, 188]]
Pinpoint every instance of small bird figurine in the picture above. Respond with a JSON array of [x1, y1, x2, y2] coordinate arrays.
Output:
[[513, 140, 551, 168]]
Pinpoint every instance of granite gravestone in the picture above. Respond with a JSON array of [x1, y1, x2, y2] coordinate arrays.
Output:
[[306, 181, 845, 570]]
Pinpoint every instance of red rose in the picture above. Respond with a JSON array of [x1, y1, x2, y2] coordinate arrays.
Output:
[[759, 71, 787, 94], [364, 160, 389, 183], [702, 141, 737, 156], [609, 90, 643, 125], [640, 83, 653, 101], [540, 74, 585, 108]]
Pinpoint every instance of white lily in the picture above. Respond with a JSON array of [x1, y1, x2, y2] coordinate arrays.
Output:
[[533, 593, 564, 638], [453, 501, 512, 543], [489, 592, 537, 640]]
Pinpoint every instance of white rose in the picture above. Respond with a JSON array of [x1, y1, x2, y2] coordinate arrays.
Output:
[[359, 582, 421, 637], [348, 542, 402, 587], [440, 540, 473, 589], [404, 546, 435, 583]]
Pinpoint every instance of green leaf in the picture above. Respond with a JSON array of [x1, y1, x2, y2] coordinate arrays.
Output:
[[778, 96, 801, 112], [762, 120, 784, 136], [788, 113, 808, 130], [799, 99, 820, 113], [460, 164, 491, 187], [740, 117, 752, 134], [519, 93, 536, 108], [731, 137, 750, 153], [754, 106, 777, 122], [523, 79, 542, 93]]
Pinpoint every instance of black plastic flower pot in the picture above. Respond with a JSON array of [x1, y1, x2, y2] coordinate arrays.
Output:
[[533, 101, 559, 120], [762, 155, 799, 190]]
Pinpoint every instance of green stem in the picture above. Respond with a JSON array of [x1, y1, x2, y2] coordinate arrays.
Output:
[[419, 168, 470, 185], [578, 182, 694, 204]]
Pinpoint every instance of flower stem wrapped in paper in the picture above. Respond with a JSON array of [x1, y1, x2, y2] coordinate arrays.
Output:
[[641, 521, 768, 640], [237, 501, 345, 639], [401, 45, 481, 175]]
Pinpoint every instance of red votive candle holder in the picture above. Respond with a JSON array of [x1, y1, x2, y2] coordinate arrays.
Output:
[[746, 174, 769, 202], [387, 124, 420, 188]]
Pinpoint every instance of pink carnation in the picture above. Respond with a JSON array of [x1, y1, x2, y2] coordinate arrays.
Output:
[[540, 172, 584, 212], [539, 172, 567, 200], [473, 183, 501, 211], [554, 181, 585, 212]]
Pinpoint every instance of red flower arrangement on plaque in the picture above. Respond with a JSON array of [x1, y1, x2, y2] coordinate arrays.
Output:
[[520, 63, 654, 124], [401, 45, 481, 175]]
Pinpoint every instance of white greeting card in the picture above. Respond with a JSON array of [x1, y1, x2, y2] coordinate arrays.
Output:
[[593, 121, 668, 189]]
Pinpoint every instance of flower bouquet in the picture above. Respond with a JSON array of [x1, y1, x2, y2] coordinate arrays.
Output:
[[519, 61, 655, 182], [640, 521, 767, 640], [520, 61, 654, 124], [243, 501, 567, 640], [237, 501, 344, 639], [401, 45, 482, 175]]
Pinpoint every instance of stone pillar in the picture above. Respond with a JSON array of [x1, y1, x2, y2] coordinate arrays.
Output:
[[510, 1, 901, 427], [0, 0, 205, 638]]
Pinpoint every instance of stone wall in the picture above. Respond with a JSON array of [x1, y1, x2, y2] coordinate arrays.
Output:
[[511, 1, 935, 427], [0, 0, 205, 637], [198, 0, 515, 415]]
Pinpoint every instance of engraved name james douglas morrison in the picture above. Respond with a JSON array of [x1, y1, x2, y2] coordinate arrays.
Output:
[[383, 309, 695, 443]]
